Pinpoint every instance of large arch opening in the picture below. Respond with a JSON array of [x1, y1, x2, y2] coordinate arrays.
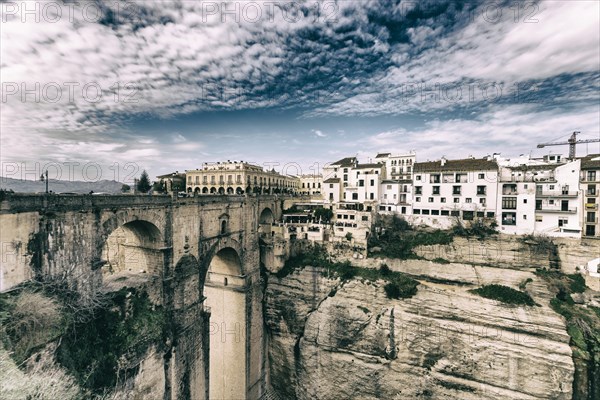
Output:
[[259, 207, 274, 224], [204, 246, 246, 400], [101, 220, 163, 288]]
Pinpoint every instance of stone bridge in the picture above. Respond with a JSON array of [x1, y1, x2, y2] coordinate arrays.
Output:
[[0, 193, 287, 400]]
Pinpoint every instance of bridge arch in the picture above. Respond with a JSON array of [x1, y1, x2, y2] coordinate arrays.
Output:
[[259, 207, 274, 224], [201, 238, 246, 400], [100, 219, 164, 287]]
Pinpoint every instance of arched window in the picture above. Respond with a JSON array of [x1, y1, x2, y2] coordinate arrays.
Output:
[[221, 220, 227, 235]]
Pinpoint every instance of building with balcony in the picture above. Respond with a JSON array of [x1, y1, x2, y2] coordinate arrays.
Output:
[[375, 152, 416, 181], [495, 155, 582, 237], [410, 156, 499, 228], [299, 174, 323, 196], [186, 161, 300, 195], [580, 154, 600, 238]]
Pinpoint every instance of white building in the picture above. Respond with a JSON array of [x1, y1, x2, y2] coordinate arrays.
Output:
[[299, 174, 323, 196], [410, 157, 499, 229], [580, 154, 600, 238]]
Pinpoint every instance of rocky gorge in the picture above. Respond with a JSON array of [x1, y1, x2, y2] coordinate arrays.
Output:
[[264, 234, 600, 400]]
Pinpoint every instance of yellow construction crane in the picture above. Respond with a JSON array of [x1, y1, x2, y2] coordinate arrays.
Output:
[[537, 131, 600, 159]]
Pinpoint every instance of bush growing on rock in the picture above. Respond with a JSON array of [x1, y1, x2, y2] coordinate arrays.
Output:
[[471, 284, 536, 306]]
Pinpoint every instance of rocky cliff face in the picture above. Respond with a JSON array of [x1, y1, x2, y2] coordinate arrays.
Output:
[[265, 259, 575, 399]]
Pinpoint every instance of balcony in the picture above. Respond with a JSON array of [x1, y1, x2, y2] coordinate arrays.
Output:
[[536, 191, 579, 198], [585, 203, 598, 210], [535, 207, 577, 214]]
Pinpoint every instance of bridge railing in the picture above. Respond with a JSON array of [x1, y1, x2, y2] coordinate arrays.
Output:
[[0, 192, 308, 213]]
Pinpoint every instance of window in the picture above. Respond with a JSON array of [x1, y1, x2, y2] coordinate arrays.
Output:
[[422, 209, 430, 215], [387, 185, 392, 189], [220, 220, 228, 234], [343, 168, 348, 173], [454, 198, 460, 203], [343, 174, 348, 181], [465, 198, 472, 203], [486, 212, 495, 218], [352, 193, 358, 200], [413, 209, 421, 214], [463, 211, 474, 220], [441, 210, 450, 216], [329, 184, 334, 188], [415, 186, 423, 195], [502, 197, 517, 209], [350, 215, 355, 220], [523, 215, 527, 220], [453, 186, 461, 195], [587, 212, 596, 223], [450, 210, 460, 217], [370, 180, 375, 186], [431, 210, 440, 215], [370, 193, 374, 200], [536, 215, 543, 222], [588, 185, 597, 195], [502, 212, 517, 225], [558, 218, 568, 227], [588, 171, 597, 181], [549, 200, 555, 205], [479, 198, 486, 205], [549, 185, 555, 190], [431, 174, 440, 183], [416, 175, 421, 181], [359, 180, 364, 187], [523, 199, 528, 204], [477, 186, 486, 195], [478, 173, 485, 179], [432, 186, 440, 195], [416, 197, 421, 202], [362, 216, 369, 221], [441, 197, 446, 203], [477, 212, 485, 218], [428, 197, 434, 203], [384, 194, 388, 199]]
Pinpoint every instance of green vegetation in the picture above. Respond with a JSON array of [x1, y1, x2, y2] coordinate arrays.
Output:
[[0, 281, 166, 395], [313, 207, 333, 223], [452, 218, 497, 239], [345, 232, 353, 241], [369, 216, 453, 259], [432, 257, 451, 264], [276, 244, 418, 299], [470, 284, 536, 306], [536, 268, 599, 399], [0, 290, 66, 365], [57, 287, 165, 392], [121, 184, 131, 193], [518, 277, 533, 290], [136, 170, 151, 193]]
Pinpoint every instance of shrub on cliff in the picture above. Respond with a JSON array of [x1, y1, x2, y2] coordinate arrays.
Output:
[[471, 284, 536, 306], [0, 290, 65, 365]]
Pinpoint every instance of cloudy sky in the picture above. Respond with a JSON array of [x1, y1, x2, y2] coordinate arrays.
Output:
[[1, 0, 599, 182]]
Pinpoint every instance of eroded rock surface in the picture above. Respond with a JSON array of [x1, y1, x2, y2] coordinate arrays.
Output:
[[265, 261, 574, 400]]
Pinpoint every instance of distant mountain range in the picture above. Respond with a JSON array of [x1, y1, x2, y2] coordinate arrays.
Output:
[[0, 177, 126, 194]]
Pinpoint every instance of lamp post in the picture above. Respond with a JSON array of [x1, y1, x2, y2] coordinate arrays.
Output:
[[40, 170, 49, 193]]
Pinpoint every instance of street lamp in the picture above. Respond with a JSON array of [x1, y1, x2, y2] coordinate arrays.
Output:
[[40, 170, 48, 193]]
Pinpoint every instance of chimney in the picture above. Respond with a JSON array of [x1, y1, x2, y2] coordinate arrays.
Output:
[[440, 156, 447, 166]]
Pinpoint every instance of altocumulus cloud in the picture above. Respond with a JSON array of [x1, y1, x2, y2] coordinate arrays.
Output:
[[0, 0, 598, 177]]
